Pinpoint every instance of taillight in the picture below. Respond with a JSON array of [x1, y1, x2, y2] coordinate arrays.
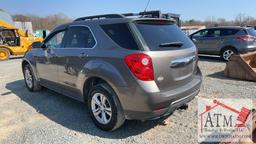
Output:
[[235, 35, 256, 42], [124, 53, 154, 81]]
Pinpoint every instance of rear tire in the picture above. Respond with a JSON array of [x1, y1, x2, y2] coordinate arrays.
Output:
[[22, 64, 42, 92], [88, 83, 125, 131], [0, 48, 10, 61], [221, 47, 237, 61]]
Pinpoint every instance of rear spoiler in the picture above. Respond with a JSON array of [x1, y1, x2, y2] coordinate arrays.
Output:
[[132, 19, 176, 25]]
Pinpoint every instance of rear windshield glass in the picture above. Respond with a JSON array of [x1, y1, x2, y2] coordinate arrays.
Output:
[[135, 22, 194, 51], [236, 29, 247, 35], [247, 28, 256, 36], [101, 23, 139, 50]]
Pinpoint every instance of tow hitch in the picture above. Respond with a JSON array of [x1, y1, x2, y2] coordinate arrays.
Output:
[[178, 104, 188, 110]]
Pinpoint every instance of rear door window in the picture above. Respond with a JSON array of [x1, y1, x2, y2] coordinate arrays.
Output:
[[101, 23, 139, 50], [64, 26, 96, 48], [205, 29, 221, 37], [135, 22, 194, 51], [220, 29, 240, 36], [247, 28, 256, 37]]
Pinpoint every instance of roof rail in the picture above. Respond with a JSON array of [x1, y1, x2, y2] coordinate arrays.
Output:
[[74, 14, 125, 21], [74, 10, 181, 26]]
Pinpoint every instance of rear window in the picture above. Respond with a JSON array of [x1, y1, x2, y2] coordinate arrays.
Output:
[[221, 29, 240, 36], [135, 22, 194, 51], [247, 28, 256, 37], [236, 29, 247, 35], [101, 23, 139, 50]]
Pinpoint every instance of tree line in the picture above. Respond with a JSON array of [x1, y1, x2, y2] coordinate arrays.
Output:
[[182, 14, 256, 27], [12, 13, 256, 30], [12, 13, 72, 30]]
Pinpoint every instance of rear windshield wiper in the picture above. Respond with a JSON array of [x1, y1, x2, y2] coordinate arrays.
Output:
[[159, 42, 183, 48]]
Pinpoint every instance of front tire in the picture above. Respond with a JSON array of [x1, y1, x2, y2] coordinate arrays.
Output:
[[88, 83, 125, 131], [23, 64, 42, 92], [221, 48, 237, 61]]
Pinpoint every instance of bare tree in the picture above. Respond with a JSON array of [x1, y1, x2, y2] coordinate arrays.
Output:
[[235, 13, 246, 26], [12, 13, 72, 30], [182, 13, 256, 27]]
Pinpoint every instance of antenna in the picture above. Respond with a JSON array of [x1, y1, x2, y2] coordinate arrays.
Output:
[[143, 0, 151, 12]]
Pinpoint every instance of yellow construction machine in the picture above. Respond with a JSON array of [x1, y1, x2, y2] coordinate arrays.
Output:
[[0, 19, 43, 60]]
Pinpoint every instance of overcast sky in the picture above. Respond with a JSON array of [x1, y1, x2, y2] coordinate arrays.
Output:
[[1, 0, 256, 20]]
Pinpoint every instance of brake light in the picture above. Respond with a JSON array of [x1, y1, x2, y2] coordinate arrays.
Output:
[[235, 35, 256, 42], [124, 53, 154, 81]]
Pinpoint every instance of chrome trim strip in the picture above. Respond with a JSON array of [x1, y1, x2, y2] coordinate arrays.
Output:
[[170, 55, 196, 68]]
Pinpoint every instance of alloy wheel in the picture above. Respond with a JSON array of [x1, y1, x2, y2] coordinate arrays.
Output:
[[223, 49, 234, 61], [24, 67, 33, 89], [91, 93, 112, 124]]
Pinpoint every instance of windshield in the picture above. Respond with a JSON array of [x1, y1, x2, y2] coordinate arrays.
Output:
[[135, 22, 194, 51], [247, 28, 256, 37]]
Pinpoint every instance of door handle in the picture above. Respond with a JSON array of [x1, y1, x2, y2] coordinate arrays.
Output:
[[50, 53, 56, 56], [46, 49, 56, 57], [79, 52, 87, 59]]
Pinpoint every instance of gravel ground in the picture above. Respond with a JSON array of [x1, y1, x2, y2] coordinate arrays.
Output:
[[0, 56, 255, 144]]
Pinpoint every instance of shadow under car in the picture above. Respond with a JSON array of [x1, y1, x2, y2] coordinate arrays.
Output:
[[5, 79, 169, 138]]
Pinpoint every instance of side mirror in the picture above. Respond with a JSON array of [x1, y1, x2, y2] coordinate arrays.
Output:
[[42, 30, 47, 39], [192, 38, 197, 42], [41, 43, 47, 49], [32, 41, 43, 49]]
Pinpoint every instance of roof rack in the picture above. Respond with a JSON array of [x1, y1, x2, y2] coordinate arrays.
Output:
[[74, 10, 181, 26], [74, 14, 125, 21]]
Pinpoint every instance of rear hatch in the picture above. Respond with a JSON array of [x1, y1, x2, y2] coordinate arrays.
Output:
[[236, 28, 256, 46], [133, 20, 198, 91], [246, 28, 256, 46]]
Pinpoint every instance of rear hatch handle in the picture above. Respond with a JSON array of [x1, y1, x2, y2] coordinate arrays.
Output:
[[170, 55, 196, 68]]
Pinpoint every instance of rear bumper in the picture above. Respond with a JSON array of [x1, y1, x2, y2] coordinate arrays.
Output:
[[238, 46, 256, 53], [120, 67, 202, 120], [125, 89, 200, 120]]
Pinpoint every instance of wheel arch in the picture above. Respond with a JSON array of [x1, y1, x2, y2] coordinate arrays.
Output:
[[82, 76, 122, 102], [78, 59, 127, 99], [82, 75, 126, 124], [22, 60, 30, 69], [83, 77, 108, 99], [220, 45, 238, 54], [21, 58, 40, 81]]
